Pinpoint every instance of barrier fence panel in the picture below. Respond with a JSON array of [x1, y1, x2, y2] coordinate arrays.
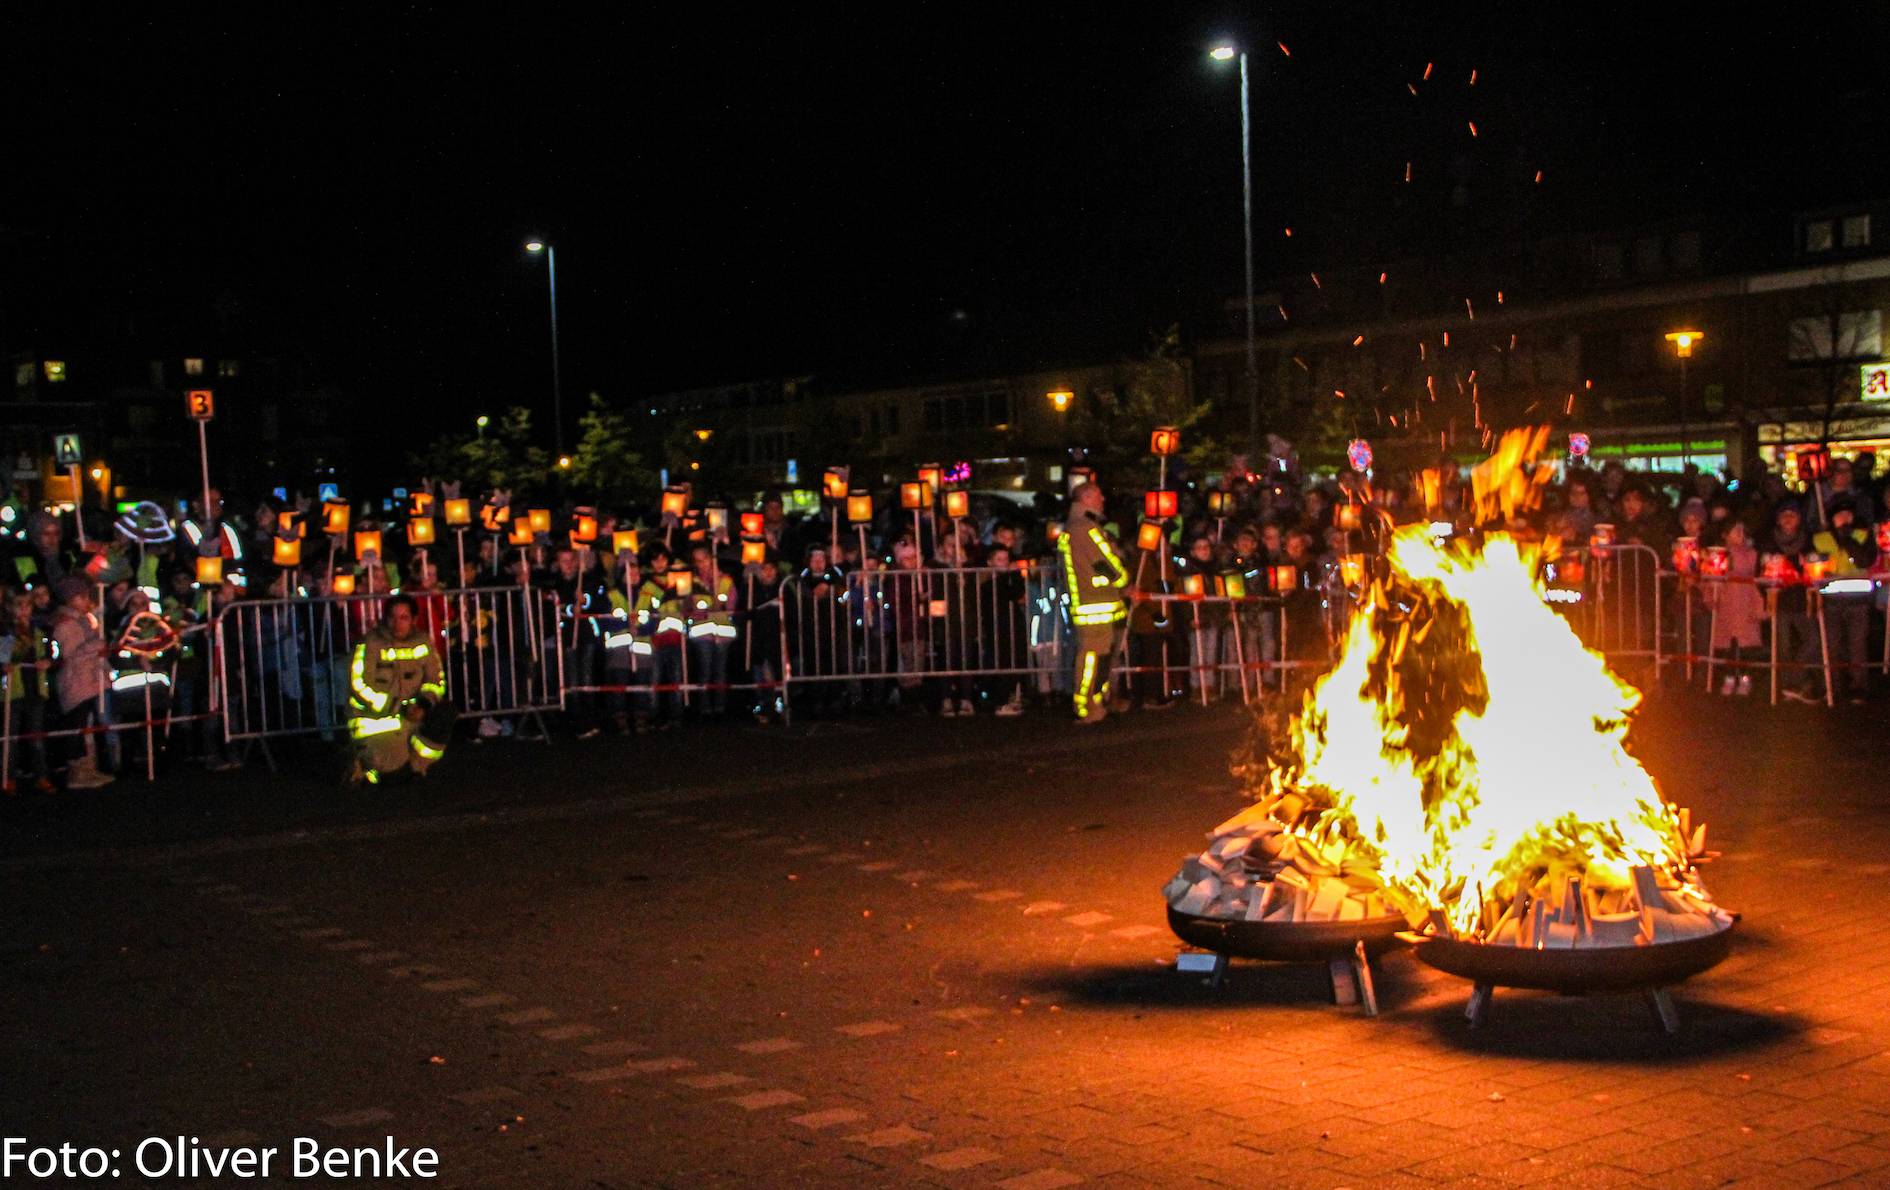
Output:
[[1665, 572, 1888, 707], [214, 586, 563, 744]]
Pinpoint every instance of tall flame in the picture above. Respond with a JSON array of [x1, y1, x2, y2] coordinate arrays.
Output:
[[1266, 431, 1696, 935]]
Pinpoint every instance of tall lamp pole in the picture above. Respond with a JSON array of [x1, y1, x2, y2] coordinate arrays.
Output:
[[526, 239, 565, 458], [1211, 44, 1258, 461], [1666, 330, 1703, 473]]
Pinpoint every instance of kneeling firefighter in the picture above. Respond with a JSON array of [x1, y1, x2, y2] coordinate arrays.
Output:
[[348, 594, 456, 785]]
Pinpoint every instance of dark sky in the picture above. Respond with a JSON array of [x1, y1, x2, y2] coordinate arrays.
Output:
[[6, 6, 1888, 432]]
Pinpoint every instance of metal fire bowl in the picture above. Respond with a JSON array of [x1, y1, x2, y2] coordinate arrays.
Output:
[[1412, 921, 1735, 994], [1167, 906, 1411, 962]]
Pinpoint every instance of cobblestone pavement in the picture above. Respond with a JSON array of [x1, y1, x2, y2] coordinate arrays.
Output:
[[3, 691, 1888, 1187]]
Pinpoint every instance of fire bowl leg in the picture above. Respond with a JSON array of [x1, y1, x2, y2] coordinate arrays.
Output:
[[1352, 940, 1379, 1017], [1648, 987, 1681, 1035], [1329, 956, 1360, 1007], [1465, 983, 1494, 1028]]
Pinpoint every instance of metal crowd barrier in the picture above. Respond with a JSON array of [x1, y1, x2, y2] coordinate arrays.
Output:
[[213, 586, 564, 756], [1664, 571, 1889, 707]]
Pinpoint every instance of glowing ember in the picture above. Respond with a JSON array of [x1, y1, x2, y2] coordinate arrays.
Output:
[[1235, 429, 1731, 947]]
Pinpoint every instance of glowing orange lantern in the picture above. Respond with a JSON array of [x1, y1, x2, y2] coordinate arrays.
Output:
[[741, 511, 765, 536], [1206, 490, 1229, 516], [847, 492, 874, 523], [1217, 571, 1247, 599], [705, 504, 729, 536], [1180, 572, 1205, 598], [330, 572, 356, 596], [900, 482, 927, 511], [1335, 503, 1362, 531], [1144, 489, 1179, 519], [279, 509, 305, 539], [196, 556, 223, 586], [407, 518, 436, 547], [1802, 554, 1833, 583], [1878, 522, 1890, 554], [273, 537, 301, 567], [409, 491, 434, 518], [1137, 520, 1165, 552], [481, 503, 506, 532], [443, 498, 472, 527], [741, 535, 767, 565], [1590, 523, 1616, 556], [613, 529, 640, 555], [1701, 546, 1729, 577], [1671, 536, 1699, 574], [668, 565, 694, 598], [1150, 426, 1181, 456], [823, 468, 848, 500], [322, 499, 350, 535], [661, 487, 690, 518], [944, 490, 969, 519], [509, 518, 534, 546], [1760, 552, 1790, 582], [917, 464, 944, 494], [528, 508, 552, 534], [353, 529, 382, 559], [1797, 446, 1832, 484], [1269, 564, 1297, 592], [572, 511, 598, 544]]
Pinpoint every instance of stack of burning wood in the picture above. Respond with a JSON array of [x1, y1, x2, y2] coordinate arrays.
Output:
[[1162, 793, 1397, 925]]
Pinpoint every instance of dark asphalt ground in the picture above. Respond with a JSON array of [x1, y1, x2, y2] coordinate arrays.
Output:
[[4, 687, 1889, 1188]]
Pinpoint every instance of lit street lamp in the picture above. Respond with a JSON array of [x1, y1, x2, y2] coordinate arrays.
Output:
[[1665, 329, 1704, 471], [1210, 42, 1259, 461], [525, 239, 565, 458]]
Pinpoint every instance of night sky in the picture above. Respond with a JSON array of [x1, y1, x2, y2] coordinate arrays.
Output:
[[7, 7, 1888, 431]]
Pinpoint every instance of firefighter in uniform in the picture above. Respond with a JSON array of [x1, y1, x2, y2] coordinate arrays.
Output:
[[348, 594, 455, 785], [1058, 482, 1128, 724]]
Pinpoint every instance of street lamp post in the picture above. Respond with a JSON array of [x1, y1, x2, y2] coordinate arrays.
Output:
[[1211, 44, 1258, 461], [525, 239, 565, 458], [1666, 330, 1704, 472]]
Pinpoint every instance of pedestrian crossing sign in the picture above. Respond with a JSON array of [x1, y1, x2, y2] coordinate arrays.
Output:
[[53, 433, 83, 467]]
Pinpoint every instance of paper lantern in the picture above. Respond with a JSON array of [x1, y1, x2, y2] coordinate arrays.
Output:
[[1340, 554, 1366, 587], [613, 529, 640, 555], [1217, 571, 1247, 600], [1671, 535, 1699, 574], [847, 492, 874, 523], [822, 467, 848, 500], [1206, 490, 1229, 516], [481, 503, 506, 532], [900, 482, 928, 511], [1797, 446, 1831, 484], [1759, 553, 1790, 581], [1701, 546, 1729, 578], [1046, 522, 1062, 544], [322, 499, 350, 535], [1180, 572, 1205, 598], [528, 508, 552, 534], [1590, 523, 1616, 556], [741, 536, 767, 565], [279, 510, 305, 540], [944, 490, 969, 520], [1335, 503, 1362, 531], [661, 487, 690, 518], [1569, 432, 1591, 459], [1268, 564, 1297, 592], [1144, 489, 1178, 519], [353, 529, 382, 559], [443, 498, 472, 527], [705, 504, 729, 536], [331, 572, 356, 596], [1136, 520, 1165, 552], [409, 491, 434, 518], [917, 463, 944, 494], [196, 556, 223, 586], [741, 511, 765, 536], [273, 537, 302, 567], [668, 565, 694, 597], [406, 518, 436, 547], [572, 511, 598, 543], [1347, 438, 1374, 473], [509, 517, 534, 546], [1802, 554, 1833, 583], [1557, 554, 1586, 585], [1150, 426, 1181, 456]]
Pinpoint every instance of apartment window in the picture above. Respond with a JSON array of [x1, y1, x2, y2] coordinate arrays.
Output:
[[923, 400, 943, 431], [1594, 244, 1624, 280], [1789, 310, 1883, 360], [42, 360, 67, 383], [184, 357, 205, 376], [988, 390, 1010, 425], [885, 405, 900, 434], [1632, 236, 1663, 276], [217, 358, 240, 378], [149, 360, 166, 387], [1807, 220, 1836, 253], [869, 410, 881, 438], [1843, 214, 1872, 249], [14, 362, 33, 389]]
